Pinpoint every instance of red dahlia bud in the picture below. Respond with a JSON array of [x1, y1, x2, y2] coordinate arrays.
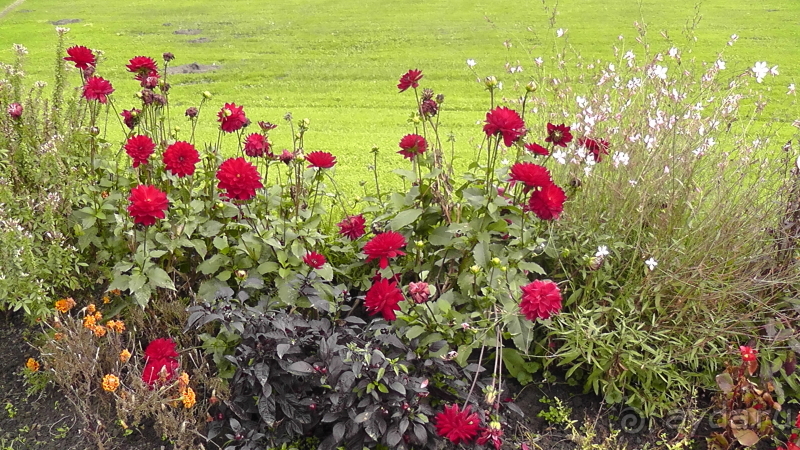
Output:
[[7, 102, 22, 119], [163, 52, 175, 62], [185, 107, 199, 119]]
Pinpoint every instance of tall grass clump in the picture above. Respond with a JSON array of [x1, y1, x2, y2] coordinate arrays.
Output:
[[492, 25, 800, 415]]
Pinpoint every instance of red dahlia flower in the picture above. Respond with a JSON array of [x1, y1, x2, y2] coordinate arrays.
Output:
[[434, 404, 480, 445], [398, 134, 427, 160], [739, 345, 757, 362], [217, 103, 247, 133], [124, 134, 156, 168], [397, 69, 423, 93], [142, 338, 179, 385], [364, 278, 404, 321], [525, 142, 549, 156], [243, 133, 272, 157], [7, 102, 22, 119], [258, 121, 278, 131], [508, 162, 552, 192], [408, 281, 431, 304], [216, 157, 263, 200], [526, 183, 566, 220], [64, 46, 96, 69], [120, 108, 141, 129], [545, 123, 573, 147], [279, 149, 295, 164], [144, 337, 179, 360], [137, 70, 160, 89], [127, 185, 169, 226], [126, 56, 158, 75], [484, 107, 526, 147], [306, 151, 337, 169], [337, 214, 366, 240], [83, 76, 114, 104], [303, 252, 326, 269], [163, 141, 200, 177], [363, 231, 406, 269], [578, 137, 610, 162], [477, 425, 504, 450], [519, 280, 562, 320]]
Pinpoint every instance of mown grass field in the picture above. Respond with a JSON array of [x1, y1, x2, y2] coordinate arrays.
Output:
[[1, 0, 798, 194]]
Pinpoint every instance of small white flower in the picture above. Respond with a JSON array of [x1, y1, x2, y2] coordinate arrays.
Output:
[[534, 57, 543, 66], [728, 34, 739, 46], [645, 257, 658, 271], [752, 62, 769, 83], [664, 165, 670, 174], [770, 65, 779, 76], [552, 149, 567, 165], [648, 65, 668, 80], [668, 47, 679, 59], [556, 28, 567, 37], [629, 179, 638, 186], [788, 84, 796, 95], [500, 159, 510, 166], [595, 246, 610, 258], [612, 151, 630, 167], [466, 59, 477, 68], [715, 59, 726, 70]]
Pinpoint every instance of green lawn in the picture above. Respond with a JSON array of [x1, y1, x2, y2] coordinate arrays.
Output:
[[1, 0, 798, 194]]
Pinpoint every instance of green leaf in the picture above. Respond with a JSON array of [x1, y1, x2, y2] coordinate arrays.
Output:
[[405, 326, 426, 340], [129, 273, 147, 292], [428, 226, 453, 246], [191, 239, 207, 259], [518, 261, 546, 275], [200, 220, 224, 237], [257, 261, 279, 274], [213, 236, 228, 251], [198, 254, 230, 275], [316, 264, 333, 281], [390, 208, 423, 231], [147, 267, 176, 291]]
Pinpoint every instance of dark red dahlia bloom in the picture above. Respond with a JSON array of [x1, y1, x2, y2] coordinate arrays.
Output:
[[243, 133, 272, 157], [216, 157, 263, 200], [279, 149, 296, 164], [508, 162, 552, 192], [126, 56, 158, 75], [419, 99, 438, 117], [142, 338, 180, 385], [434, 404, 481, 445], [303, 252, 326, 269], [83, 76, 114, 104], [163, 141, 200, 177], [64, 46, 96, 70], [526, 183, 566, 220], [124, 134, 156, 168], [525, 142, 549, 156], [477, 425, 504, 450], [7, 102, 22, 119], [363, 231, 406, 269], [120, 108, 141, 129], [364, 278, 404, 321], [127, 185, 169, 226], [519, 280, 562, 320], [397, 69, 423, 93], [217, 103, 247, 133], [136, 70, 160, 89], [337, 214, 366, 240], [258, 121, 278, 131], [398, 134, 428, 160], [306, 151, 337, 169], [578, 137, 610, 162], [484, 107, 526, 147], [545, 123, 573, 147], [144, 337, 179, 360]]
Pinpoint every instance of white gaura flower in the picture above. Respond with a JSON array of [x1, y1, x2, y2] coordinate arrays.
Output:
[[534, 57, 543, 66], [612, 151, 630, 167], [715, 60, 726, 70], [752, 62, 769, 83], [552, 149, 567, 165], [788, 84, 796, 95], [668, 47, 679, 59], [645, 257, 658, 271], [556, 28, 567, 37], [769, 65, 779, 76], [466, 59, 476, 68], [648, 65, 668, 80], [595, 246, 610, 258]]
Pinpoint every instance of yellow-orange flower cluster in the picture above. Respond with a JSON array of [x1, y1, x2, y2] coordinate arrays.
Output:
[[86, 303, 96, 314], [53, 332, 64, 341], [106, 320, 125, 333], [119, 349, 131, 363], [82, 315, 96, 329], [102, 295, 111, 304], [54, 297, 76, 313], [176, 372, 196, 408], [26, 358, 39, 372], [102, 374, 120, 392], [82, 309, 107, 337], [93, 325, 107, 337]]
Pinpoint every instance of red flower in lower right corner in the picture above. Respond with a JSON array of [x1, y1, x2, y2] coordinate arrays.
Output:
[[127, 185, 169, 226], [739, 345, 757, 362], [526, 183, 566, 221], [398, 134, 427, 160], [434, 404, 481, 445], [216, 157, 263, 200], [520, 280, 562, 321], [337, 214, 366, 240], [364, 278, 404, 321]]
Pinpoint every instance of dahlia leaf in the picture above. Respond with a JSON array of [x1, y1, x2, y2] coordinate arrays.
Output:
[[390, 208, 423, 231], [518, 261, 546, 275], [147, 267, 176, 291]]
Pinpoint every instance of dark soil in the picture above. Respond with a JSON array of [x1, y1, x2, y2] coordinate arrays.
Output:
[[173, 29, 201, 35], [0, 312, 170, 449], [49, 19, 80, 25], [166, 62, 220, 75]]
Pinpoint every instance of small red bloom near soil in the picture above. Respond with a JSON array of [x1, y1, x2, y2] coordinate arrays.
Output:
[[434, 404, 481, 444]]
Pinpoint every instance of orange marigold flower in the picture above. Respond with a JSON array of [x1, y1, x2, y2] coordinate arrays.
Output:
[[182, 387, 196, 408], [106, 320, 126, 333], [83, 315, 96, 329], [120, 349, 132, 363], [55, 297, 76, 313], [93, 311, 103, 321], [110, 289, 121, 296], [26, 358, 40, 372], [86, 303, 96, 314], [102, 296, 111, 304], [92, 325, 107, 337], [102, 374, 120, 392]]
